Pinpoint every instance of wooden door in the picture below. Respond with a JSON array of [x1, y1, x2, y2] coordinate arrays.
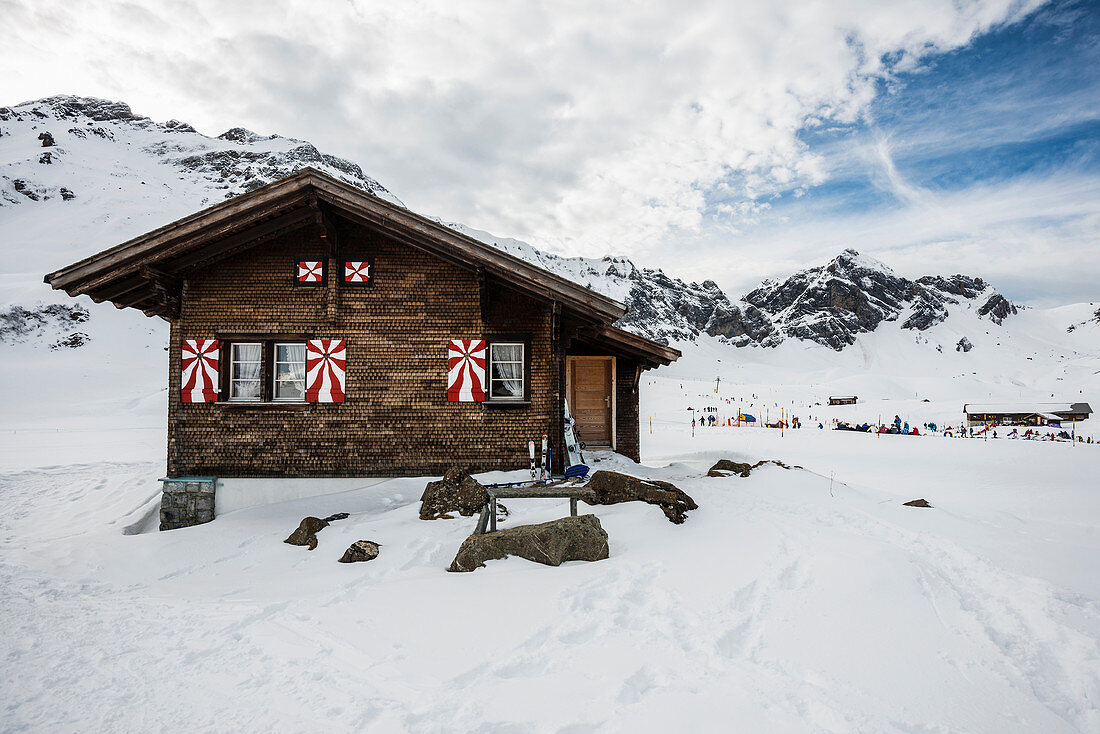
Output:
[[569, 357, 613, 446]]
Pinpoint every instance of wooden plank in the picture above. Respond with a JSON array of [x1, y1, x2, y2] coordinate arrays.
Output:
[[72, 204, 314, 295], [45, 173, 316, 289], [164, 209, 316, 271]]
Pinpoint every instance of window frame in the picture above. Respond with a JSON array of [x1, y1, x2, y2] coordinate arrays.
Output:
[[228, 341, 264, 402], [486, 339, 529, 403], [217, 337, 310, 404], [272, 342, 308, 402]]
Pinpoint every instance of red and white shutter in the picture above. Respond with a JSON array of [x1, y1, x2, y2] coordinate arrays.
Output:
[[181, 339, 220, 403], [297, 261, 323, 282], [344, 261, 370, 283], [305, 339, 346, 403], [447, 339, 486, 402]]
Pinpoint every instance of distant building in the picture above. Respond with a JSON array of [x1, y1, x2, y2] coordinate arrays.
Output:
[[963, 402, 1092, 427], [829, 396, 858, 406]]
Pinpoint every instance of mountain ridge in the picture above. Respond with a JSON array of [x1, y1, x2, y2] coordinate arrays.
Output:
[[0, 95, 1056, 357]]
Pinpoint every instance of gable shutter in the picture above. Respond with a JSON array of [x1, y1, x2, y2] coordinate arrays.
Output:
[[305, 339, 346, 403], [447, 339, 486, 402], [344, 261, 371, 282], [297, 261, 323, 282], [181, 339, 220, 403]]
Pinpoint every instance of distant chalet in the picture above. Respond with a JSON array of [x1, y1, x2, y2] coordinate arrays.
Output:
[[44, 169, 678, 527], [828, 396, 858, 406], [964, 402, 1092, 427]]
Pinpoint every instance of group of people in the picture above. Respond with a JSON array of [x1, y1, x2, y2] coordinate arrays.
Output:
[[831, 415, 921, 435]]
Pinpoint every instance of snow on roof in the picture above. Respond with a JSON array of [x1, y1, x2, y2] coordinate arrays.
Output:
[[964, 403, 1091, 415]]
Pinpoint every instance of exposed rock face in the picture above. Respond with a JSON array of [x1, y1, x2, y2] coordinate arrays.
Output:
[[956, 337, 974, 353], [420, 467, 489, 519], [0, 303, 90, 346], [284, 516, 330, 550], [903, 498, 933, 508], [0, 95, 400, 209], [614, 274, 781, 347], [977, 293, 1017, 324], [448, 514, 609, 572], [740, 250, 1015, 351], [49, 332, 89, 350], [583, 470, 697, 524], [339, 540, 381, 563]]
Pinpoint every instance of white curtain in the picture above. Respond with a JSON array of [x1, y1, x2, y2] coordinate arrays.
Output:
[[491, 344, 523, 398], [275, 344, 306, 399], [232, 344, 262, 399]]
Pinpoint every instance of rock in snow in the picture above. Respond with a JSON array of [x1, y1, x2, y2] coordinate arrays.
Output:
[[448, 514, 609, 572], [419, 467, 490, 520], [707, 458, 794, 477], [338, 540, 381, 563], [284, 516, 330, 550], [583, 470, 697, 524]]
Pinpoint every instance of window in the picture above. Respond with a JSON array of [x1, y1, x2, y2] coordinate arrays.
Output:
[[230, 343, 263, 401], [274, 343, 307, 400], [223, 340, 308, 403], [489, 342, 524, 400]]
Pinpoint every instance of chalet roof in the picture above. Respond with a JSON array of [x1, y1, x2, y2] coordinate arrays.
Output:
[[963, 402, 1092, 416], [44, 168, 627, 328], [590, 325, 681, 370]]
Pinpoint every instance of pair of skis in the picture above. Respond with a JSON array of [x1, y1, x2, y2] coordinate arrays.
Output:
[[528, 433, 550, 481]]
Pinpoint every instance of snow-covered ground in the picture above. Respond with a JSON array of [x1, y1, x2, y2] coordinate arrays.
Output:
[[3, 95, 1098, 733], [2, 353, 1098, 732]]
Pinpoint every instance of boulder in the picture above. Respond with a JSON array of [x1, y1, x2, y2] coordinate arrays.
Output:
[[448, 515, 609, 573], [707, 458, 794, 477], [284, 516, 329, 550], [419, 467, 489, 520], [339, 540, 380, 563], [903, 498, 933, 508], [38, 131, 55, 147], [583, 470, 697, 524]]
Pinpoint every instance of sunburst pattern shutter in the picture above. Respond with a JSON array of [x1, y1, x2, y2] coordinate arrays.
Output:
[[447, 339, 486, 402], [181, 339, 220, 403], [305, 339, 346, 403]]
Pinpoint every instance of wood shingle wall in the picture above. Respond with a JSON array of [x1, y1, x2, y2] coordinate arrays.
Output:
[[167, 220, 558, 477]]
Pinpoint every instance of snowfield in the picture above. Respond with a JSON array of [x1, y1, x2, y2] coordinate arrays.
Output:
[[2, 363, 1098, 733], [3, 95, 1099, 733]]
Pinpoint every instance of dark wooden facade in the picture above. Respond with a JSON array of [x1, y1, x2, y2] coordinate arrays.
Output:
[[46, 169, 679, 478]]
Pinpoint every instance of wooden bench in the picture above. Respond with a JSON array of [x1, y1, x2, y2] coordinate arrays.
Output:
[[475, 484, 597, 534]]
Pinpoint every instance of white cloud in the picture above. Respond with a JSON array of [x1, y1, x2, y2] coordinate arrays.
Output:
[[6, 0, 1084, 303]]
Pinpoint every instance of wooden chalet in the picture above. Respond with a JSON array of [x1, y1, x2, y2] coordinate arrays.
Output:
[[963, 402, 1093, 427], [45, 169, 679, 528], [828, 396, 858, 406]]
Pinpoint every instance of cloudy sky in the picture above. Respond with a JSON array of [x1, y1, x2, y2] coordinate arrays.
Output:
[[4, 0, 1098, 304]]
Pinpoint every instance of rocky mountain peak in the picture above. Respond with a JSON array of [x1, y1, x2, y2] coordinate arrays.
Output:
[[1, 95, 400, 209], [740, 249, 1016, 351]]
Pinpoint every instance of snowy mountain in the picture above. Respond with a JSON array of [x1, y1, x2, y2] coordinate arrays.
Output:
[[741, 249, 1018, 351], [0, 95, 397, 208], [0, 95, 1096, 381]]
